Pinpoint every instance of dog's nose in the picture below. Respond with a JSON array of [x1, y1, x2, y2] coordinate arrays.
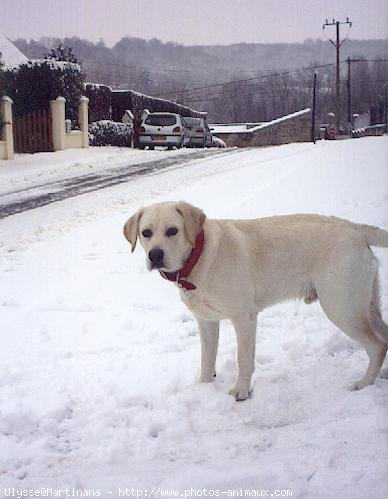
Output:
[[149, 248, 164, 265]]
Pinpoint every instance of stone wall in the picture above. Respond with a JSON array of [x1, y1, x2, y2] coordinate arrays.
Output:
[[50, 96, 89, 151], [218, 112, 311, 148], [0, 96, 14, 160]]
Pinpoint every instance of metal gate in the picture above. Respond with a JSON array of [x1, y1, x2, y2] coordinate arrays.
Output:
[[13, 108, 53, 153]]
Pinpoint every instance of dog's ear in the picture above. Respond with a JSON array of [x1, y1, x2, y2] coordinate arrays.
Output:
[[123, 208, 144, 252], [176, 201, 206, 246]]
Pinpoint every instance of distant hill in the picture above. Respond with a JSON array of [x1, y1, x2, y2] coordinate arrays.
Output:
[[12, 36, 388, 123], [14, 36, 388, 90]]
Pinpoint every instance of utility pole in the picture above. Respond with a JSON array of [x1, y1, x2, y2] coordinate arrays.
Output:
[[385, 86, 388, 134], [311, 72, 317, 143], [323, 17, 352, 132], [347, 57, 351, 130]]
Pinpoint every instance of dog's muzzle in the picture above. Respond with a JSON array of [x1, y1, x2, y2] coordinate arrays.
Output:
[[148, 247, 164, 269]]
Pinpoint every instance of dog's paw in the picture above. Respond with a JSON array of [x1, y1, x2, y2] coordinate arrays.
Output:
[[200, 372, 216, 383], [228, 383, 252, 401], [348, 379, 370, 391], [379, 368, 388, 379]]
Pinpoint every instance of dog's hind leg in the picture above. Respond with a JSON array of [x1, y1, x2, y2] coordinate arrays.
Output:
[[316, 251, 387, 390], [368, 274, 388, 380], [349, 339, 386, 390], [321, 299, 386, 390]]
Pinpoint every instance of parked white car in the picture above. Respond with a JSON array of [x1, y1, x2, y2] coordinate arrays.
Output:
[[138, 112, 190, 150], [184, 116, 212, 148]]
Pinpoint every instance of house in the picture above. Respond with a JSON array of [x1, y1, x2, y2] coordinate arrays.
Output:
[[0, 35, 28, 69]]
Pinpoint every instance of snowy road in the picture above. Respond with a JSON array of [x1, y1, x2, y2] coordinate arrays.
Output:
[[1, 137, 387, 498], [0, 148, 233, 219]]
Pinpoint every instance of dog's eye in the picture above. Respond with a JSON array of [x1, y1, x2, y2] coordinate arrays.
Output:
[[166, 227, 178, 237], [142, 229, 152, 238]]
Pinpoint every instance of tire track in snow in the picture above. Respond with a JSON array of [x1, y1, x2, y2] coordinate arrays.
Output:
[[0, 149, 238, 219]]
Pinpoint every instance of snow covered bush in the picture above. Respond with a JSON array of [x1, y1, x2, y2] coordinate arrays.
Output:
[[3, 58, 84, 123], [88, 120, 132, 147]]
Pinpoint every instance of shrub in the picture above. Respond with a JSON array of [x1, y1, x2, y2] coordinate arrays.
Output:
[[88, 120, 132, 147]]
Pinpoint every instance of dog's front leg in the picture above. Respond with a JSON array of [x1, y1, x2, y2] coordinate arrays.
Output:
[[229, 314, 257, 401], [196, 317, 219, 382]]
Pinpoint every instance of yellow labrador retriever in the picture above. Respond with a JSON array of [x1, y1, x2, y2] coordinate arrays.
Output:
[[124, 201, 388, 400]]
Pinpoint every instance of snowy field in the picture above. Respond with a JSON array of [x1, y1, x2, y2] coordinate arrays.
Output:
[[1, 137, 387, 498]]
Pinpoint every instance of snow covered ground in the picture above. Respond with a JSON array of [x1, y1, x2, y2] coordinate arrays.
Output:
[[0, 146, 203, 195], [1, 137, 387, 498]]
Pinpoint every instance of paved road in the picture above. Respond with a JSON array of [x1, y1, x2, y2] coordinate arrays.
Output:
[[0, 149, 236, 219]]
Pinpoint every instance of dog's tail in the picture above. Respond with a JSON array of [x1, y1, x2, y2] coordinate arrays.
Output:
[[359, 224, 388, 248]]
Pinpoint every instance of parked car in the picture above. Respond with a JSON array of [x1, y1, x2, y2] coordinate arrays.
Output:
[[184, 117, 212, 148], [138, 112, 190, 150]]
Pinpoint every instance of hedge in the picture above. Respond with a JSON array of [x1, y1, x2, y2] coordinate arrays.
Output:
[[111, 89, 206, 124], [84, 83, 112, 122]]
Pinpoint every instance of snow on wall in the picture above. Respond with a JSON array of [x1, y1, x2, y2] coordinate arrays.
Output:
[[211, 109, 311, 135], [210, 123, 263, 134], [248, 108, 311, 133]]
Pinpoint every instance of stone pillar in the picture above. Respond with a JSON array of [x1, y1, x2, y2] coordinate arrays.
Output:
[[50, 97, 66, 151], [1, 96, 14, 159], [79, 96, 89, 148]]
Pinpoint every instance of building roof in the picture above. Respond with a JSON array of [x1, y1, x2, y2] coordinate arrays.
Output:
[[0, 36, 28, 69]]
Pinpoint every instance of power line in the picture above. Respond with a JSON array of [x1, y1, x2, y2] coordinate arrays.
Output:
[[83, 57, 387, 96], [159, 59, 386, 99], [183, 83, 314, 106], [156, 62, 337, 98], [182, 76, 387, 107]]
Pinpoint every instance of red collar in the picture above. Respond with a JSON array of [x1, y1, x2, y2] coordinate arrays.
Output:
[[159, 228, 205, 291]]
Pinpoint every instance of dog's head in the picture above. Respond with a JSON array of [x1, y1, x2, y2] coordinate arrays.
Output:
[[123, 201, 206, 272]]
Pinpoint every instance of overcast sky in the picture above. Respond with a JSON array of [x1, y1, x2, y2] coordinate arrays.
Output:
[[2, 0, 387, 46]]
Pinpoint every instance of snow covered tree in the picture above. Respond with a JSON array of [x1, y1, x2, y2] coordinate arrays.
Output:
[[6, 51, 85, 124], [45, 44, 80, 64]]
